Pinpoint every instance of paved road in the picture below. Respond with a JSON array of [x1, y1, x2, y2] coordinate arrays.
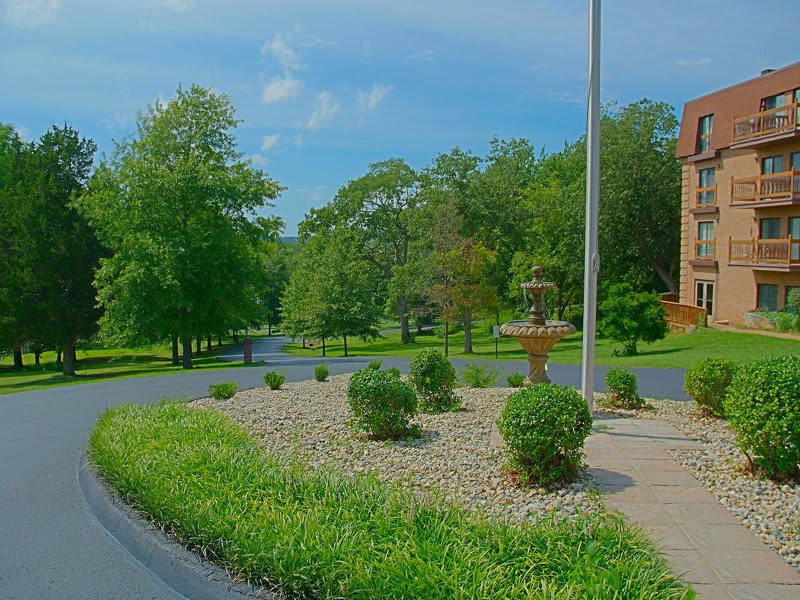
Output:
[[0, 336, 687, 600]]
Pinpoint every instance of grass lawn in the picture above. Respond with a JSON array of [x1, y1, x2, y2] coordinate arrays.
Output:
[[0, 335, 264, 395], [89, 401, 691, 599], [284, 324, 799, 369]]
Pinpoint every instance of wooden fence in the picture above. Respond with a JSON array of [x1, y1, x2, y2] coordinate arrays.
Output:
[[661, 300, 707, 329]]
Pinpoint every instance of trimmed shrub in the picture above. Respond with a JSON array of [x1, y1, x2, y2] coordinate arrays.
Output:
[[724, 356, 800, 480], [408, 348, 459, 412], [498, 384, 592, 485], [507, 373, 526, 388], [208, 381, 238, 400], [599, 283, 668, 356], [367, 360, 382, 370], [314, 363, 329, 382], [462, 362, 499, 388], [605, 368, 643, 409], [684, 358, 737, 416], [347, 368, 418, 440], [263, 370, 286, 390]]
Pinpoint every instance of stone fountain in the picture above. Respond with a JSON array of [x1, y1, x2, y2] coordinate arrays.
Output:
[[500, 266, 576, 385]]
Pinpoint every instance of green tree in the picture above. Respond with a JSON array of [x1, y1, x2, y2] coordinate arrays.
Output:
[[598, 283, 668, 355], [253, 216, 292, 335], [77, 85, 282, 368]]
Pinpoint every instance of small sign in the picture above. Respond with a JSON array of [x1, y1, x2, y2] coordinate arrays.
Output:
[[492, 325, 500, 339]]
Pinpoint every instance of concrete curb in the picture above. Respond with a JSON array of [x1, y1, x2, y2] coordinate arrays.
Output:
[[78, 450, 266, 600]]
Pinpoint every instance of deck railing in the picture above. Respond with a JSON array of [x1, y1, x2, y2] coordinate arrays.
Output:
[[695, 184, 717, 207], [728, 237, 800, 265], [731, 169, 800, 203], [694, 239, 716, 260], [661, 301, 707, 328], [732, 102, 799, 142]]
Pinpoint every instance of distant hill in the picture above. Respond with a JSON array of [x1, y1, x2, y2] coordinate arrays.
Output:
[[280, 236, 299, 244]]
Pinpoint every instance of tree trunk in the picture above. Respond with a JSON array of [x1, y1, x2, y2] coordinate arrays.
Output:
[[398, 296, 411, 344], [34, 350, 41, 368], [207, 336, 212, 351], [464, 311, 473, 354], [444, 322, 449, 357], [322, 338, 326, 357], [268, 322, 272, 336], [182, 337, 193, 369], [171, 336, 179, 365], [233, 331, 238, 344], [63, 341, 76, 376], [13, 348, 23, 370], [302, 338, 306, 349], [217, 334, 222, 347], [416, 322, 423, 334], [56, 349, 62, 366], [343, 335, 348, 357], [73, 346, 77, 364], [196, 337, 201, 355]]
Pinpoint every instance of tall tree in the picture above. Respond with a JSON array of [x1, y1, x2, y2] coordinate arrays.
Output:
[[77, 85, 282, 368]]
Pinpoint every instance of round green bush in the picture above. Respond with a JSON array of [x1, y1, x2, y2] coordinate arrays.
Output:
[[604, 368, 643, 409], [723, 356, 800, 480], [408, 348, 459, 412], [498, 384, 592, 485], [348, 368, 419, 440], [684, 358, 737, 416]]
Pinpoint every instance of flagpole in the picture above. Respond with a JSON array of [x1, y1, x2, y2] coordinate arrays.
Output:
[[581, 0, 601, 412]]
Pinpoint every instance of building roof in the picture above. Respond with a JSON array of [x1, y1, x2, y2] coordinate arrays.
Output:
[[676, 61, 800, 158]]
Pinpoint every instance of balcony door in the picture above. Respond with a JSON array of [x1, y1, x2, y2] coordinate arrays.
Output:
[[762, 155, 784, 175], [696, 281, 714, 317], [760, 217, 781, 239], [791, 217, 800, 260]]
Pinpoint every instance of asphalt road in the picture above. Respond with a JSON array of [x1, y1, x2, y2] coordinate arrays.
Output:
[[0, 335, 687, 600]]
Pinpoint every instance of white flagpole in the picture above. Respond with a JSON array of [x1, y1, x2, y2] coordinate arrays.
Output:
[[581, 0, 601, 412]]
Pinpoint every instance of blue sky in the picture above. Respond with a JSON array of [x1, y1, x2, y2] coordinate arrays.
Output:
[[2, 0, 798, 234]]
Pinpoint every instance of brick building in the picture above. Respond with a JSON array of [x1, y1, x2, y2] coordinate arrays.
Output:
[[676, 62, 800, 325]]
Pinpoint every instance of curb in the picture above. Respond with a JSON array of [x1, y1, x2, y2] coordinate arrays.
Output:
[[78, 450, 266, 600]]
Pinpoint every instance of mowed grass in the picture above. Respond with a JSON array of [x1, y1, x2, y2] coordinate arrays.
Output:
[[89, 402, 692, 599], [285, 325, 800, 369], [0, 336, 264, 395]]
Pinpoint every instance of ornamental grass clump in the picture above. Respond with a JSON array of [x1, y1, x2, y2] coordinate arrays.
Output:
[[462, 362, 499, 388], [408, 348, 459, 413], [498, 384, 592, 485], [208, 381, 238, 400], [347, 367, 419, 440], [314, 363, 329, 382], [684, 358, 737, 417], [605, 368, 644, 409], [724, 356, 800, 481], [507, 373, 526, 388], [263, 370, 286, 390]]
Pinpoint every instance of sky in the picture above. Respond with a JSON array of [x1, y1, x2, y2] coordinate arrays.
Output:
[[2, 0, 798, 235]]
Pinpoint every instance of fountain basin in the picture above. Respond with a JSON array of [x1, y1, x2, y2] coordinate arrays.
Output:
[[500, 320, 576, 385]]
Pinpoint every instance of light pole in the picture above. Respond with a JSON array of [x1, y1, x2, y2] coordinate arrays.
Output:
[[581, 0, 601, 412]]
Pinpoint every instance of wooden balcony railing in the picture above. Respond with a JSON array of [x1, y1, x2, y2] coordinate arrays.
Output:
[[694, 239, 716, 260], [731, 169, 800, 203], [729, 237, 800, 265], [695, 185, 717, 207], [732, 102, 799, 142], [661, 301, 707, 328]]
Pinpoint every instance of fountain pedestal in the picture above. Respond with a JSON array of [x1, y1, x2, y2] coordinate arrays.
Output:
[[500, 266, 576, 385]]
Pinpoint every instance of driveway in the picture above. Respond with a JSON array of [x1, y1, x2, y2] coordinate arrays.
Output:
[[0, 335, 687, 599]]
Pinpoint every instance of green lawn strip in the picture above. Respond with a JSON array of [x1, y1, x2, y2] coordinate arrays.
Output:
[[284, 326, 799, 369], [89, 402, 691, 599], [0, 335, 269, 395]]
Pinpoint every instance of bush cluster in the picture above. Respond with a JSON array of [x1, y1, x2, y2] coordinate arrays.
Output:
[[498, 384, 592, 485], [347, 367, 419, 440], [724, 356, 800, 480], [208, 381, 238, 400], [314, 363, 329, 382], [684, 358, 737, 416], [263, 370, 286, 390], [462, 362, 499, 388], [604, 368, 643, 409], [408, 348, 459, 412], [506, 373, 526, 388]]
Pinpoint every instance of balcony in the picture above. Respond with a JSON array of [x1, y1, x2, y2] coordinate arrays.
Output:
[[730, 169, 800, 207], [728, 237, 800, 270], [732, 103, 800, 147]]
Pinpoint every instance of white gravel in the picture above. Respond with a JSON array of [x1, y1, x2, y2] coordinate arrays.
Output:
[[193, 375, 603, 523]]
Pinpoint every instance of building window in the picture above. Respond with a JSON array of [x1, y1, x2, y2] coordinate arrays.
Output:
[[697, 221, 715, 258], [698, 115, 713, 152], [698, 167, 716, 205], [762, 155, 784, 175], [759, 217, 781, 239], [790, 217, 800, 260], [696, 281, 714, 316], [757, 284, 778, 312]]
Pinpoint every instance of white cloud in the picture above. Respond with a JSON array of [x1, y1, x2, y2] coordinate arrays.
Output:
[[303, 91, 339, 130], [250, 154, 268, 167], [260, 75, 303, 103], [3, 0, 59, 27], [296, 34, 335, 48], [294, 134, 304, 148], [675, 58, 711, 68], [357, 83, 392, 112], [407, 49, 433, 62], [261, 33, 301, 72], [261, 134, 280, 151], [163, 0, 192, 13]]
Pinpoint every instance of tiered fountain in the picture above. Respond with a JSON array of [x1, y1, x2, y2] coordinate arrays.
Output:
[[500, 266, 576, 385]]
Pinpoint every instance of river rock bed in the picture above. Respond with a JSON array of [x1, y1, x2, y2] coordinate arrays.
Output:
[[193, 375, 604, 523], [641, 399, 800, 572]]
